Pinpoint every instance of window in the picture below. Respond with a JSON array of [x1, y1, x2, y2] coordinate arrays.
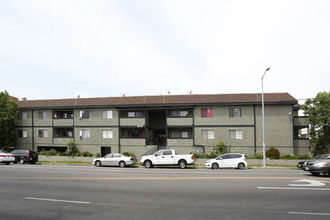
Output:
[[128, 112, 135, 117], [229, 108, 242, 118], [18, 130, 27, 138], [127, 111, 143, 118], [18, 111, 27, 120], [38, 111, 47, 120], [102, 130, 113, 139], [79, 111, 89, 119], [229, 130, 242, 140], [102, 110, 113, 119], [170, 131, 189, 138], [168, 109, 192, 117], [201, 130, 214, 139], [38, 130, 48, 138], [121, 111, 144, 118], [201, 108, 213, 118], [168, 128, 192, 139], [221, 154, 232, 159], [163, 150, 173, 156], [53, 111, 73, 119], [121, 128, 144, 138], [54, 128, 73, 138], [80, 130, 90, 139]]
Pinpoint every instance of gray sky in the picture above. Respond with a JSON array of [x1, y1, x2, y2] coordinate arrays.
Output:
[[1, 0, 329, 102]]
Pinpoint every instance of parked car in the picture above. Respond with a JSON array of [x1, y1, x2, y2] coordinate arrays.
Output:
[[92, 153, 137, 167], [304, 154, 330, 176], [0, 150, 15, 165], [10, 150, 38, 164], [140, 149, 194, 169], [205, 153, 247, 169]]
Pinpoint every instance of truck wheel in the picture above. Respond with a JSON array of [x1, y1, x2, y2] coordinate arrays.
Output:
[[144, 160, 153, 168], [178, 160, 187, 169], [19, 158, 25, 164]]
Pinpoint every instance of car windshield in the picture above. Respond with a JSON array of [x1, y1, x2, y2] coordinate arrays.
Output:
[[314, 154, 330, 159]]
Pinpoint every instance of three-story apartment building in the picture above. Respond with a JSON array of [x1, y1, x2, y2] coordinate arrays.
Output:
[[14, 93, 309, 157]]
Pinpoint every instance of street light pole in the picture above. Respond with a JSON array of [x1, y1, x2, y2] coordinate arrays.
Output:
[[262, 67, 270, 167]]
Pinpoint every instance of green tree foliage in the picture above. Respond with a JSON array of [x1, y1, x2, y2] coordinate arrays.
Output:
[[214, 140, 226, 155], [66, 140, 78, 157], [0, 91, 18, 150], [301, 91, 330, 155]]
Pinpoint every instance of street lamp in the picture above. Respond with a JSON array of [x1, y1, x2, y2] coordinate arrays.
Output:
[[262, 67, 270, 167]]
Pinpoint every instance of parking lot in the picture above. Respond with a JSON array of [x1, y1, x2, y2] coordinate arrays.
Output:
[[1, 164, 330, 220]]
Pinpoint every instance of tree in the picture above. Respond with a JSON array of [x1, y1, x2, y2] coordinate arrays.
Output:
[[0, 91, 19, 150], [301, 91, 330, 156], [66, 140, 78, 157]]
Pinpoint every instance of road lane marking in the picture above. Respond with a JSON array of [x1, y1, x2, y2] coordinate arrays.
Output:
[[257, 187, 330, 191], [1, 176, 329, 180], [289, 211, 330, 216], [25, 197, 90, 204], [289, 179, 327, 187]]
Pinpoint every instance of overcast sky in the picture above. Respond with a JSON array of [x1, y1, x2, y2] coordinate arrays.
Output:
[[1, 0, 329, 103]]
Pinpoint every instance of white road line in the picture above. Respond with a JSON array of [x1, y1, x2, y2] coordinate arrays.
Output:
[[257, 187, 330, 191], [290, 211, 330, 216], [25, 197, 90, 204]]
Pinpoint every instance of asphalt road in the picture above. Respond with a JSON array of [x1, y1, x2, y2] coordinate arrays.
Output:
[[0, 164, 329, 220]]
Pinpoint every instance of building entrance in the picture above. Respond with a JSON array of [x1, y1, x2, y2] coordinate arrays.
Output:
[[146, 110, 167, 147]]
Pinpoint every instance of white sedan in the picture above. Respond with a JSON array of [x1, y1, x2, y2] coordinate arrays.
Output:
[[0, 150, 15, 165], [92, 153, 137, 168], [205, 153, 247, 169]]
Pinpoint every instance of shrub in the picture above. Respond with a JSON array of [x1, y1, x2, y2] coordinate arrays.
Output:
[[58, 152, 68, 156], [266, 147, 280, 159], [246, 151, 263, 159], [45, 149, 58, 156], [82, 151, 94, 157], [122, 152, 136, 158], [280, 154, 295, 160], [74, 152, 82, 157], [297, 154, 311, 160]]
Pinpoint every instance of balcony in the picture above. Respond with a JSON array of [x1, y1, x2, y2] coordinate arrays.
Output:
[[120, 118, 145, 127], [293, 116, 308, 127], [167, 117, 193, 126]]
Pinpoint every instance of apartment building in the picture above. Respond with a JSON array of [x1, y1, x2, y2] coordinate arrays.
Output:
[[14, 93, 309, 157]]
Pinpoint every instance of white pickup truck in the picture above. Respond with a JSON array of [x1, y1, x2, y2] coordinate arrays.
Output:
[[140, 149, 194, 169]]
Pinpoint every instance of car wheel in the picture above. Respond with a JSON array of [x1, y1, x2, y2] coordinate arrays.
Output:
[[178, 160, 187, 169], [5, 162, 11, 165], [119, 161, 126, 168], [311, 172, 319, 176], [144, 160, 153, 168], [19, 158, 25, 164], [95, 160, 102, 167], [238, 163, 245, 170], [212, 163, 219, 169]]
